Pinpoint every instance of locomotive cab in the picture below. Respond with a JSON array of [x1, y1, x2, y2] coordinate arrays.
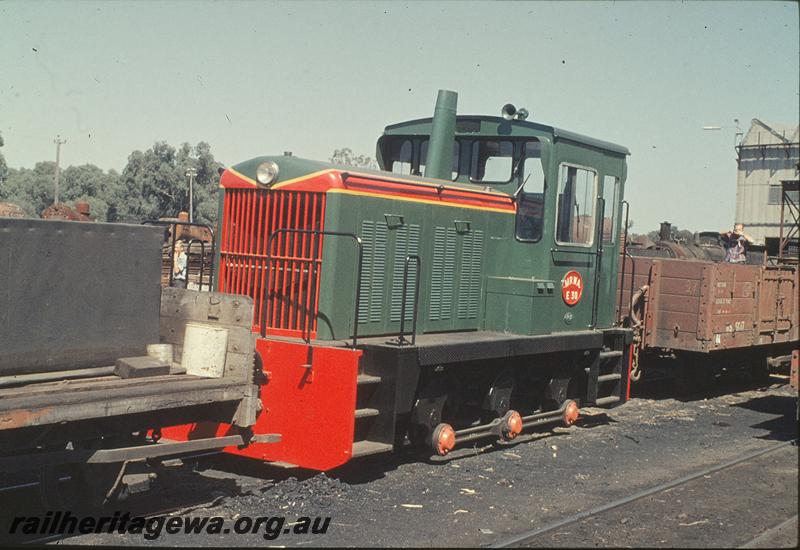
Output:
[[375, 105, 628, 334]]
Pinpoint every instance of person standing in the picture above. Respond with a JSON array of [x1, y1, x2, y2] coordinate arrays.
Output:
[[720, 223, 754, 263], [172, 241, 188, 288]]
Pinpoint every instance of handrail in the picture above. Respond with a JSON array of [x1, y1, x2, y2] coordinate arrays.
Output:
[[391, 255, 422, 346], [142, 219, 216, 290], [261, 229, 364, 348], [624, 251, 637, 324], [591, 197, 605, 328], [617, 200, 630, 324], [550, 247, 598, 256]]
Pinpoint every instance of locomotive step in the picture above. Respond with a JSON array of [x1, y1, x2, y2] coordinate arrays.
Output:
[[355, 408, 380, 419], [599, 350, 624, 360], [597, 373, 622, 382], [352, 440, 393, 458], [357, 374, 382, 385]]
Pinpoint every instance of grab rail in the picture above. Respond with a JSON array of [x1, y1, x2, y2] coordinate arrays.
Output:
[[390, 255, 422, 346], [262, 229, 364, 348]]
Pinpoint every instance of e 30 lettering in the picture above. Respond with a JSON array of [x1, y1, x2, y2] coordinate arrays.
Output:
[[561, 271, 583, 306]]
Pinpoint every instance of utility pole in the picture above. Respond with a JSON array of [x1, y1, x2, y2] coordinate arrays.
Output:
[[185, 167, 197, 223], [53, 135, 66, 204]]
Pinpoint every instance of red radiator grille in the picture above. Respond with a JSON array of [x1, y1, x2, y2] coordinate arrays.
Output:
[[218, 189, 326, 336]]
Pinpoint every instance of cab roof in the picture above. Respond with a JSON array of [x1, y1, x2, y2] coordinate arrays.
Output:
[[382, 115, 630, 156]]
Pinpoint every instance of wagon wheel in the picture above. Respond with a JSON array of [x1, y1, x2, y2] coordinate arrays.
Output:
[[38, 460, 92, 511], [81, 462, 129, 507], [38, 442, 127, 510], [748, 355, 771, 384], [674, 353, 714, 397]]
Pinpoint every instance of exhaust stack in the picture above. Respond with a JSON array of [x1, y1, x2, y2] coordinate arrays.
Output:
[[424, 89, 458, 181], [659, 222, 672, 242]]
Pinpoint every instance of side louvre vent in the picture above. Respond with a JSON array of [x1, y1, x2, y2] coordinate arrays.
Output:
[[358, 220, 388, 324], [457, 229, 484, 319], [390, 224, 421, 322], [430, 226, 456, 321]]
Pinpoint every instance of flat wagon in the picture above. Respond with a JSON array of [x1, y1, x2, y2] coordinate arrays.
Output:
[[0, 218, 266, 505]]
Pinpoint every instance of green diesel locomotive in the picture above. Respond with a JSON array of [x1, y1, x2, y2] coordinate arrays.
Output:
[[167, 90, 633, 470]]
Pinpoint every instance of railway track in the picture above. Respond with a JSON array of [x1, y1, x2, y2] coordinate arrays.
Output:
[[0, 452, 234, 546], [2, 385, 795, 547], [490, 439, 798, 548], [9, 481, 233, 546]]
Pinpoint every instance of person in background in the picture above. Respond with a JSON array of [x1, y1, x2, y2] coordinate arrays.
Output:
[[172, 241, 188, 288], [720, 223, 754, 263]]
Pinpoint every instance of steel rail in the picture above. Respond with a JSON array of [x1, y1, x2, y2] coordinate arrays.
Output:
[[490, 439, 797, 548], [739, 514, 798, 548]]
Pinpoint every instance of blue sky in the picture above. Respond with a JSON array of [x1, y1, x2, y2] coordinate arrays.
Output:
[[1, 0, 797, 232]]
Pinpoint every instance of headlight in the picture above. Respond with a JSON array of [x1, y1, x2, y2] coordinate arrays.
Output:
[[256, 161, 279, 186]]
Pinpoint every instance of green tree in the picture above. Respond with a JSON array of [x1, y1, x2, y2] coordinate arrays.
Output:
[[0, 132, 7, 184], [329, 147, 379, 170], [0, 162, 56, 215], [60, 164, 122, 221], [117, 141, 222, 225]]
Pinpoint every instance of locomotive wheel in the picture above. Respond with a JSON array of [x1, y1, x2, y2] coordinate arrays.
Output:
[[482, 370, 514, 423], [562, 400, 580, 427], [500, 410, 523, 441], [430, 423, 456, 456], [409, 375, 454, 448], [543, 377, 572, 410]]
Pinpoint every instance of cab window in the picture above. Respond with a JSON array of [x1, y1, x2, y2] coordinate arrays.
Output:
[[388, 139, 412, 175], [601, 175, 620, 243], [515, 141, 546, 242], [556, 164, 597, 246], [470, 140, 513, 183]]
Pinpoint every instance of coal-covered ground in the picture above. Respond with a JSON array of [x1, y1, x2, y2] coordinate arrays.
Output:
[[5, 373, 798, 547]]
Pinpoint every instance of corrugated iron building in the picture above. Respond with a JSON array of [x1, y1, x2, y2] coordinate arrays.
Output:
[[735, 118, 799, 244]]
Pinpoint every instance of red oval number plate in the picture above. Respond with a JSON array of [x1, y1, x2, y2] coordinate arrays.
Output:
[[562, 270, 583, 306]]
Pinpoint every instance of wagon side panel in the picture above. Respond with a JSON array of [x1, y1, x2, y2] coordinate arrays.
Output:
[[650, 259, 706, 351], [757, 265, 798, 346]]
